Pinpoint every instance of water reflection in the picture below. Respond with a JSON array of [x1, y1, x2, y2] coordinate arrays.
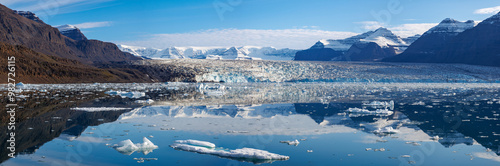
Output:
[[1, 83, 499, 165]]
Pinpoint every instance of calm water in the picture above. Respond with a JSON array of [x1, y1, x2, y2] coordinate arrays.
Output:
[[1, 83, 499, 166]]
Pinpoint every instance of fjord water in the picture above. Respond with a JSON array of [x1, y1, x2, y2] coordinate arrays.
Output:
[[1, 83, 499, 166]]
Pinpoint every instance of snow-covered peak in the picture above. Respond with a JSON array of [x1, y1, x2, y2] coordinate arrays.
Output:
[[55, 24, 78, 32], [424, 18, 475, 35], [313, 27, 407, 51], [361, 27, 407, 47], [117, 44, 298, 60]]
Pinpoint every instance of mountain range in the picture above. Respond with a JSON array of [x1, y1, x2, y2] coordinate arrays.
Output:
[[294, 28, 418, 61], [118, 45, 298, 60], [296, 12, 500, 67]]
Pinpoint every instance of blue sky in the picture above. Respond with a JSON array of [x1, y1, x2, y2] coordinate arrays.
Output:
[[1, 0, 500, 49]]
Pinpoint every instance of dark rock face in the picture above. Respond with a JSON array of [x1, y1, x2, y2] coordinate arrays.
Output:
[[13, 10, 43, 23], [434, 13, 500, 67], [294, 48, 343, 61], [385, 18, 475, 63], [0, 4, 140, 65], [343, 42, 396, 61], [60, 28, 88, 41], [386, 15, 500, 67]]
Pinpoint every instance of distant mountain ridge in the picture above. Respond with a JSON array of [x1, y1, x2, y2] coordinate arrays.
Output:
[[118, 45, 298, 60], [295, 28, 415, 61]]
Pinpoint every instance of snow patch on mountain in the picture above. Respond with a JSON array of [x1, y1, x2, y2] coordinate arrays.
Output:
[[118, 45, 298, 60], [311, 28, 410, 52], [55, 24, 78, 32], [423, 18, 476, 35]]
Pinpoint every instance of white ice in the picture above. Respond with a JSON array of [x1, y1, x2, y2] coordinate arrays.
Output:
[[174, 139, 216, 148], [346, 108, 394, 115], [373, 127, 399, 134], [280, 139, 300, 146], [105, 90, 145, 99], [170, 140, 289, 160], [71, 107, 131, 112], [114, 137, 159, 155]]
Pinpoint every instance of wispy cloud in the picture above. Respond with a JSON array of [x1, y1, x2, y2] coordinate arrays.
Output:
[[357, 21, 437, 38], [119, 29, 358, 49], [74, 21, 112, 29], [0, 0, 114, 18], [390, 23, 438, 38], [356, 21, 386, 31], [474, 6, 500, 14]]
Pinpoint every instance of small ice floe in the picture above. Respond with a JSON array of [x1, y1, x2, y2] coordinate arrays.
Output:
[[114, 137, 159, 155], [346, 108, 394, 116], [174, 139, 216, 148], [363, 101, 394, 109], [365, 148, 372, 151], [307, 150, 313, 153], [70, 107, 131, 112], [133, 157, 158, 163], [374, 148, 386, 152], [170, 139, 289, 164], [135, 99, 155, 104], [373, 127, 399, 134], [105, 90, 145, 99], [279, 140, 300, 146], [411, 101, 426, 106], [430, 136, 440, 141], [401, 155, 411, 158]]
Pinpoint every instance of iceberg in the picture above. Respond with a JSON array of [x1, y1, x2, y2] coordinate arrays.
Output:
[[174, 139, 216, 148], [105, 90, 146, 99], [135, 99, 155, 104], [114, 137, 159, 155], [373, 127, 399, 134], [279, 140, 300, 146], [363, 101, 394, 109], [170, 140, 289, 164], [346, 108, 394, 115]]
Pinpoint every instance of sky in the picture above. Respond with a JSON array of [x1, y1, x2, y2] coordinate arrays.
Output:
[[1, 0, 500, 49]]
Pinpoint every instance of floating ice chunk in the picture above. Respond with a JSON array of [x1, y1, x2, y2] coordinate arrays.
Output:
[[135, 99, 155, 104], [363, 101, 394, 108], [280, 140, 300, 146], [411, 101, 426, 105], [430, 136, 440, 141], [114, 137, 159, 155], [105, 90, 145, 99], [175, 139, 216, 148], [170, 140, 289, 163], [71, 107, 131, 112], [346, 108, 394, 115], [373, 127, 399, 134]]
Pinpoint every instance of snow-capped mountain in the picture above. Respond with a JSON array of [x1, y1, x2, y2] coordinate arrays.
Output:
[[423, 18, 476, 35], [295, 28, 414, 61], [55, 24, 87, 41], [311, 28, 410, 52], [118, 45, 298, 60]]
